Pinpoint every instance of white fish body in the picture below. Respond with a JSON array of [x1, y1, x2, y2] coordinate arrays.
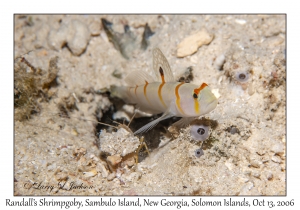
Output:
[[113, 48, 217, 134]]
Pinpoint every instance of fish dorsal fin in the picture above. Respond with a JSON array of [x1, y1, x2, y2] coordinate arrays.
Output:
[[153, 48, 175, 82], [125, 70, 155, 86]]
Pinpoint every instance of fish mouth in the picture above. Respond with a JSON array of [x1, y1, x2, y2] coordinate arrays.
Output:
[[208, 99, 218, 107], [204, 98, 218, 113]]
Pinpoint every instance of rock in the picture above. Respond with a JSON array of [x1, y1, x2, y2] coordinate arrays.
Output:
[[177, 29, 214, 57], [122, 172, 141, 182], [99, 128, 140, 157], [265, 171, 273, 180], [225, 159, 234, 171], [48, 19, 90, 56], [239, 182, 254, 195], [107, 155, 122, 166], [73, 147, 86, 160], [239, 176, 249, 183], [252, 170, 260, 178], [47, 163, 56, 171], [54, 171, 68, 181], [271, 155, 281, 163], [34, 24, 50, 48], [263, 36, 284, 48], [248, 83, 256, 95], [271, 142, 285, 156], [214, 54, 226, 70], [97, 162, 109, 178], [225, 160, 234, 171], [235, 19, 247, 25], [48, 24, 69, 51], [88, 20, 102, 36], [112, 110, 130, 121], [68, 20, 91, 55], [249, 158, 262, 168], [123, 156, 135, 167], [83, 169, 98, 178], [107, 172, 116, 181]]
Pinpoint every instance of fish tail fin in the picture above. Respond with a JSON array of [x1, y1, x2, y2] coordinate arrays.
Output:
[[110, 85, 132, 103]]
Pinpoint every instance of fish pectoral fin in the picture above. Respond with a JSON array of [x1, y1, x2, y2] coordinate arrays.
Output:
[[172, 117, 195, 128], [133, 112, 174, 135]]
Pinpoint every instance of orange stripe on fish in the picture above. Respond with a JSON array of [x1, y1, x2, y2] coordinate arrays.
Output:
[[193, 83, 207, 114], [193, 83, 208, 95], [194, 97, 200, 114], [158, 67, 166, 107], [175, 82, 185, 115], [143, 80, 151, 104], [135, 85, 138, 99]]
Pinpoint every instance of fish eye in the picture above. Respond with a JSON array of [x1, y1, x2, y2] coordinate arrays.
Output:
[[235, 71, 250, 83], [193, 93, 198, 98], [195, 148, 204, 158], [190, 124, 210, 141]]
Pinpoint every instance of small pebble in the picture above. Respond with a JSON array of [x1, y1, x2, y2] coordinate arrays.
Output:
[[123, 172, 141, 182], [88, 20, 101, 36], [235, 19, 247, 25], [97, 163, 109, 178], [107, 155, 122, 170], [239, 176, 249, 183], [99, 128, 140, 157], [230, 127, 238, 134], [248, 83, 256, 95], [271, 142, 284, 156], [271, 155, 281, 163], [263, 36, 284, 48], [252, 170, 260, 178], [266, 172, 273, 180], [177, 29, 214, 57], [67, 20, 91, 55], [83, 169, 98, 178], [239, 182, 254, 195], [225, 160, 234, 171], [73, 147, 86, 159], [55, 171, 68, 181], [214, 54, 225, 70], [48, 19, 90, 56], [124, 157, 135, 167], [250, 159, 262, 168], [107, 172, 116, 181]]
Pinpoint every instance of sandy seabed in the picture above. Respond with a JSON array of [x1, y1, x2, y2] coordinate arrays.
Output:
[[14, 14, 286, 195]]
